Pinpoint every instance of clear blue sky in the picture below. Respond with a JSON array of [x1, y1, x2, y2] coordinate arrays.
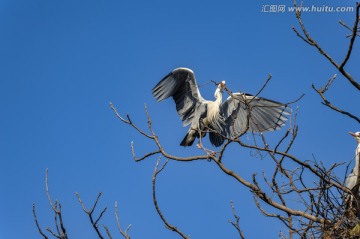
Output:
[[0, 0, 359, 238]]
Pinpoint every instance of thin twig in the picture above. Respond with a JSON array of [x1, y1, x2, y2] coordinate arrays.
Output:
[[45, 168, 59, 213], [339, 2, 360, 69], [103, 225, 113, 239], [292, 0, 360, 90], [33, 204, 49, 239], [228, 201, 246, 239], [115, 201, 131, 239], [312, 83, 360, 123], [76, 192, 106, 239], [152, 158, 190, 239], [339, 20, 360, 38]]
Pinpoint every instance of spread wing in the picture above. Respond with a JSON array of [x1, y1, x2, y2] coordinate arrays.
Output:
[[208, 113, 226, 147], [152, 68, 205, 126], [220, 93, 291, 137]]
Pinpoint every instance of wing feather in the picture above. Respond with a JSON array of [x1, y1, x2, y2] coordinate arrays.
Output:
[[152, 68, 204, 126], [221, 93, 291, 137]]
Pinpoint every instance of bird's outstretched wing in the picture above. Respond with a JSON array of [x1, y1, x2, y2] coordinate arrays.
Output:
[[220, 93, 291, 137], [152, 68, 204, 126]]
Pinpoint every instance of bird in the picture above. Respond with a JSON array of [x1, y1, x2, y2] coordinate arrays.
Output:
[[152, 67, 291, 148], [345, 132, 360, 201]]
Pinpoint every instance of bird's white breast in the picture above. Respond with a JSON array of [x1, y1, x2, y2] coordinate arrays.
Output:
[[203, 101, 221, 125]]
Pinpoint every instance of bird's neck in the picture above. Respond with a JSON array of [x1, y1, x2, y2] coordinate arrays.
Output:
[[214, 88, 222, 105], [354, 144, 360, 175]]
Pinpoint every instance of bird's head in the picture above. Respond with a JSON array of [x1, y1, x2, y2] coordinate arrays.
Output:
[[349, 132, 360, 143], [217, 81, 226, 90], [214, 81, 225, 99]]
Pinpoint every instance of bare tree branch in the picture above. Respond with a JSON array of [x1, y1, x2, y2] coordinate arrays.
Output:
[[339, 2, 360, 69], [115, 201, 131, 239], [312, 79, 360, 124], [292, 0, 360, 90], [76, 192, 107, 239], [110, 71, 354, 237], [293, 2, 360, 125], [228, 201, 246, 239], [35, 170, 133, 239], [33, 169, 68, 239], [103, 225, 113, 239], [45, 168, 59, 213], [32, 204, 49, 239], [32, 1, 360, 238], [110, 102, 214, 162], [152, 158, 190, 239], [339, 20, 360, 38]]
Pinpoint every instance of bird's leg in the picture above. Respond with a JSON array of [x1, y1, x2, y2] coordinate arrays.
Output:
[[195, 129, 217, 157], [197, 140, 216, 157], [196, 129, 204, 149], [194, 120, 217, 157], [196, 121, 205, 149]]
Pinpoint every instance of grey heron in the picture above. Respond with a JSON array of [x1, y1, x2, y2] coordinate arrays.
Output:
[[152, 67, 291, 148], [345, 132, 360, 199]]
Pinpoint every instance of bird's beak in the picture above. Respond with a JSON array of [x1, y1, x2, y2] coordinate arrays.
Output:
[[349, 132, 356, 137], [217, 81, 225, 89]]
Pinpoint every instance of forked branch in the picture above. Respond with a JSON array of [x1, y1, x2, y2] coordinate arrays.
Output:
[[152, 158, 190, 239], [292, 0, 360, 90], [76, 192, 108, 239], [228, 201, 246, 239]]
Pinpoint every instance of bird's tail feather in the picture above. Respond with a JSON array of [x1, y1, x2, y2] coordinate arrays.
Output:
[[180, 133, 194, 146], [180, 131, 199, 146], [209, 132, 224, 147]]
